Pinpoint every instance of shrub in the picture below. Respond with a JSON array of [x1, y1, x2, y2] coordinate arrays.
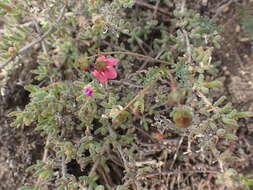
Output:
[[1, 0, 252, 189]]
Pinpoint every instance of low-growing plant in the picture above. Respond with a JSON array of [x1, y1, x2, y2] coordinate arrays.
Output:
[[240, 7, 253, 43], [1, 0, 252, 189]]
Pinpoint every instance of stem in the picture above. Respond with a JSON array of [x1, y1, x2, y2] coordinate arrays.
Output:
[[86, 51, 171, 65], [163, 66, 177, 91], [88, 50, 176, 93], [196, 90, 218, 112], [112, 76, 160, 122], [35, 134, 51, 189]]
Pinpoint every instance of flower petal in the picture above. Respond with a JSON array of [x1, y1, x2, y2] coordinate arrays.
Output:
[[104, 66, 117, 79], [83, 87, 93, 96], [96, 56, 107, 62], [92, 70, 108, 83], [105, 58, 118, 66]]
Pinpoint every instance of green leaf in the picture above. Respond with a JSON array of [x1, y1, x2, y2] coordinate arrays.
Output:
[[24, 85, 40, 93], [208, 122, 217, 130], [220, 103, 233, 113], [95, 185, 105, 190], [19, 186, 36, 190], [204, 80, 223, 88], [36, 168, 53, 179], [10, 117, 24, 128], [213, 96, 226, 107], [223, 133, 238, 140], [222, 117, 238, 127], [7, 110, 23, 117], [115, 111, 129, 123], [73, 81, 87, 88], [231, 111, 253, 119]]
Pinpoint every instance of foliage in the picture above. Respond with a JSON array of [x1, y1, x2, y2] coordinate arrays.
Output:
[[240, 7, 253, 43], [1, 0, 252, 189]]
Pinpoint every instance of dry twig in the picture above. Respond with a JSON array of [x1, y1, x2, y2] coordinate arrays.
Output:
[[135, 0, 170, 16], [137, 170, 219, 180], [212, 0, 238, 20], [35, 135, 51, 188]]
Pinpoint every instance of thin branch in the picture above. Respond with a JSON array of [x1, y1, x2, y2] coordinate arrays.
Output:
[[180, 0, 186, 13], [153, 0, 161, 17], [0, 6, 66, 69], [33, 19, 49, 55], [179, 0, 192, 64], [86, 51, 172, 65], [112, 75, 160, 122], [137, 170, 219, 180], [182, 29, 192, 64], [0, 21, 34, 34], [109, 80, 144, 88], [61, 155, 67, 190], [88, 146, 107, 177], [35, 135, 51, 188], [128, 160, 165, 168], [88, 50, 176, 95], [212, 0, 237, 20], [135, 0, 170, 16], [137, 49, 164, 72], [170, 136, 184, 169], [196, 90, 218, 112]]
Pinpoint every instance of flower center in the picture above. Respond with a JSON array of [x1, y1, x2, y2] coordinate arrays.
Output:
[[95, 60, 107, 71]]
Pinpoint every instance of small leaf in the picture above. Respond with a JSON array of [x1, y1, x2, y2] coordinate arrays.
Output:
[[213, 96, 226, 107], [222, 117, 238, 127], [204, 80, 223, 88], [95, 185, 105, 190], [220, 103, 233, 113], [116, 111, 129, 123], [223, 133, 238, 140], [36, 168, 53, 179], [73, 81, 87, 88], [7, 111, 23, 117], [208, 122, 217, 130], [231, 111, 253, 119], [24, 85, 40, 93], [19, 187, 35, 190]]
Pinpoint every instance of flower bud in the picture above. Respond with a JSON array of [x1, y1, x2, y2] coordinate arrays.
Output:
[[172, 107, 193, 128]]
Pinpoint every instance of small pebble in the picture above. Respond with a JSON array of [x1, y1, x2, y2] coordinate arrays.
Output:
[[223, 6, 230, 13], [202, 0, 208, 6], [239, 37, 250, 42], [235, 25, 240, 33]]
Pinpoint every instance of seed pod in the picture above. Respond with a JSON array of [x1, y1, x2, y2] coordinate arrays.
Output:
[[172, 107, 193, 128]]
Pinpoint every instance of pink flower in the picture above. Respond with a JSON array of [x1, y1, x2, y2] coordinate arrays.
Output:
[[83, 87, 93, 96], [92, 56, 118, 83]]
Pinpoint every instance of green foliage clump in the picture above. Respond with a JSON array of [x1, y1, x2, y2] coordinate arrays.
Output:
[[240, 8, 253, 42]]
